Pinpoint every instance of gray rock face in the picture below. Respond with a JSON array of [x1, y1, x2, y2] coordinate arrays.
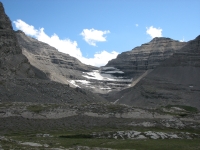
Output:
[[0, 2, 106, 104], [15, 30, 97, 84], [0, 2, 37, 79], [107, 35, 200, 110], [106, 37, 186, 78], [15, 31, 133, 93]]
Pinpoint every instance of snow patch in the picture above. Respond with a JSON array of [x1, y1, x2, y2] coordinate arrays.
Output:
[[21, 142, 42, 147], [101, 67, 116, 70], [69, 80, 80, 88], [82, 70, 128, 81], [101, 67, 124, 74], [104, 71, 124, 74], [75, 80, 91, 85], [100, 87, 111, 90]]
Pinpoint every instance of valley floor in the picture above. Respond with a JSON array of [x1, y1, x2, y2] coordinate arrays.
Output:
[[0, 102, 200, 149]]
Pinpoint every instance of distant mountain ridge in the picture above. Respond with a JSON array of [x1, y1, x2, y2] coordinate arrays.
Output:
[[15, 29, 190, 95], [107, 35, 200, 109], [106, 37, 186, 79]]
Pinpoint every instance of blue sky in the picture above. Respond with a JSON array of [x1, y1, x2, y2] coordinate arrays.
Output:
[[1, 0, 200, 66]]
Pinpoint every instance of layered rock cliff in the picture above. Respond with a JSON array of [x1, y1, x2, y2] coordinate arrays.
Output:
[[107, 35, 200, 110], [106, 38, 186, 78], [15, 31, 132, 93], [0, 2, 106, 104], [15, 30, 97, 84], [0, 3, 47, 79]]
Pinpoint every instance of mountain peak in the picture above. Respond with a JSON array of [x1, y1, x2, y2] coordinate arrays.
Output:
[[195, 35, 200, 40], [0, 2, 38, 79], [106, 36, 186, 77], [16, 30, 26, 34], [150, 37, 176, 43], [0, 2, 12, 30]]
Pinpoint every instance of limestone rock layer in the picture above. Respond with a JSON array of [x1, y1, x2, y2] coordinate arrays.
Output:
[[107, 35, 200, 109], [106, 37, 186, 77], [15, 30, 97, 84], [0, 2, 106, 104]]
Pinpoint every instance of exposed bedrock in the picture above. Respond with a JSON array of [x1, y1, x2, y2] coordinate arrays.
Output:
[[106, 37, 186, 78], [15, 30, 97, 84], [0, 2, 106, 104], [107, 35, 200, 110]]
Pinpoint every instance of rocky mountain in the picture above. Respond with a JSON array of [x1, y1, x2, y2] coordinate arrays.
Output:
[[15, 27, 189, 95], [0, 3, 47, 80], [0, 2, 200, 149], [15, 30, 132, 93], [15, 30, 97, 85], [84, 37, 187, 95], [107, 35, 200, 110], [0, 2, 106, 104], [106, 38, 186, 79]]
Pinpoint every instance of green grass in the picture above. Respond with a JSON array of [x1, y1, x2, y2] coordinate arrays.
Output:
[[165, 105, 198, 113], [59, 134, 93, 139], [26, 104, 59, 113], [0, 80, 4, 85], [0, 102, 13, 108], [26, 105, 45, 113], [2, 125, 200, 150], [6, 136, 200, 150], [106, 104, 126, 112]]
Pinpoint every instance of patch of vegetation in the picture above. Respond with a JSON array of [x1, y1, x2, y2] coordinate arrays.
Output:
[[106, 104, 126, 112], [26, 104, 59, 113], [0, 80, 4, 85], [179, 114, 188, 117], [0, 102, 13, 108], [26, 105, 44, 113], [142, 85, 157, 94], [7, 136, 200, 150], [59, 134, 93, 139], [165, 105, 198, 113], [3, 124, 200, 150]]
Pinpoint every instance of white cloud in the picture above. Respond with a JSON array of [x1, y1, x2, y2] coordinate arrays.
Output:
[[80, 51, 118, 67], [179, 37, 185, 42], [14, 19, 118, 67], [146, 26, 162, 38], [135, 24, 139, 27], [13, 20, 38, 36], [80, 28, 110, 46]]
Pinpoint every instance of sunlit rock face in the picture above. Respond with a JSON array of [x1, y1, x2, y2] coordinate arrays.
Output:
[[15, 30, 97, 85], [106, 37, 186, 78], [0, 2, 106, 104], [15, 30, 188, 94], [15, 30, 132, 93], [107, 35, 200, 110]]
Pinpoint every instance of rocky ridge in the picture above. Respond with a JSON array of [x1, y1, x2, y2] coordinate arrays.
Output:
[[15, 30, 97, 85], [0, 2, 105, 104], [0, 3, 47, 80], [15, 26, 188, 95], [107, 35, 200, 110], [52, 37, 187, 94], [106, 37, 186, 78], [80, 37, 187, 94], [16, 31, 132, 93], [0, 2, 200, 149]]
